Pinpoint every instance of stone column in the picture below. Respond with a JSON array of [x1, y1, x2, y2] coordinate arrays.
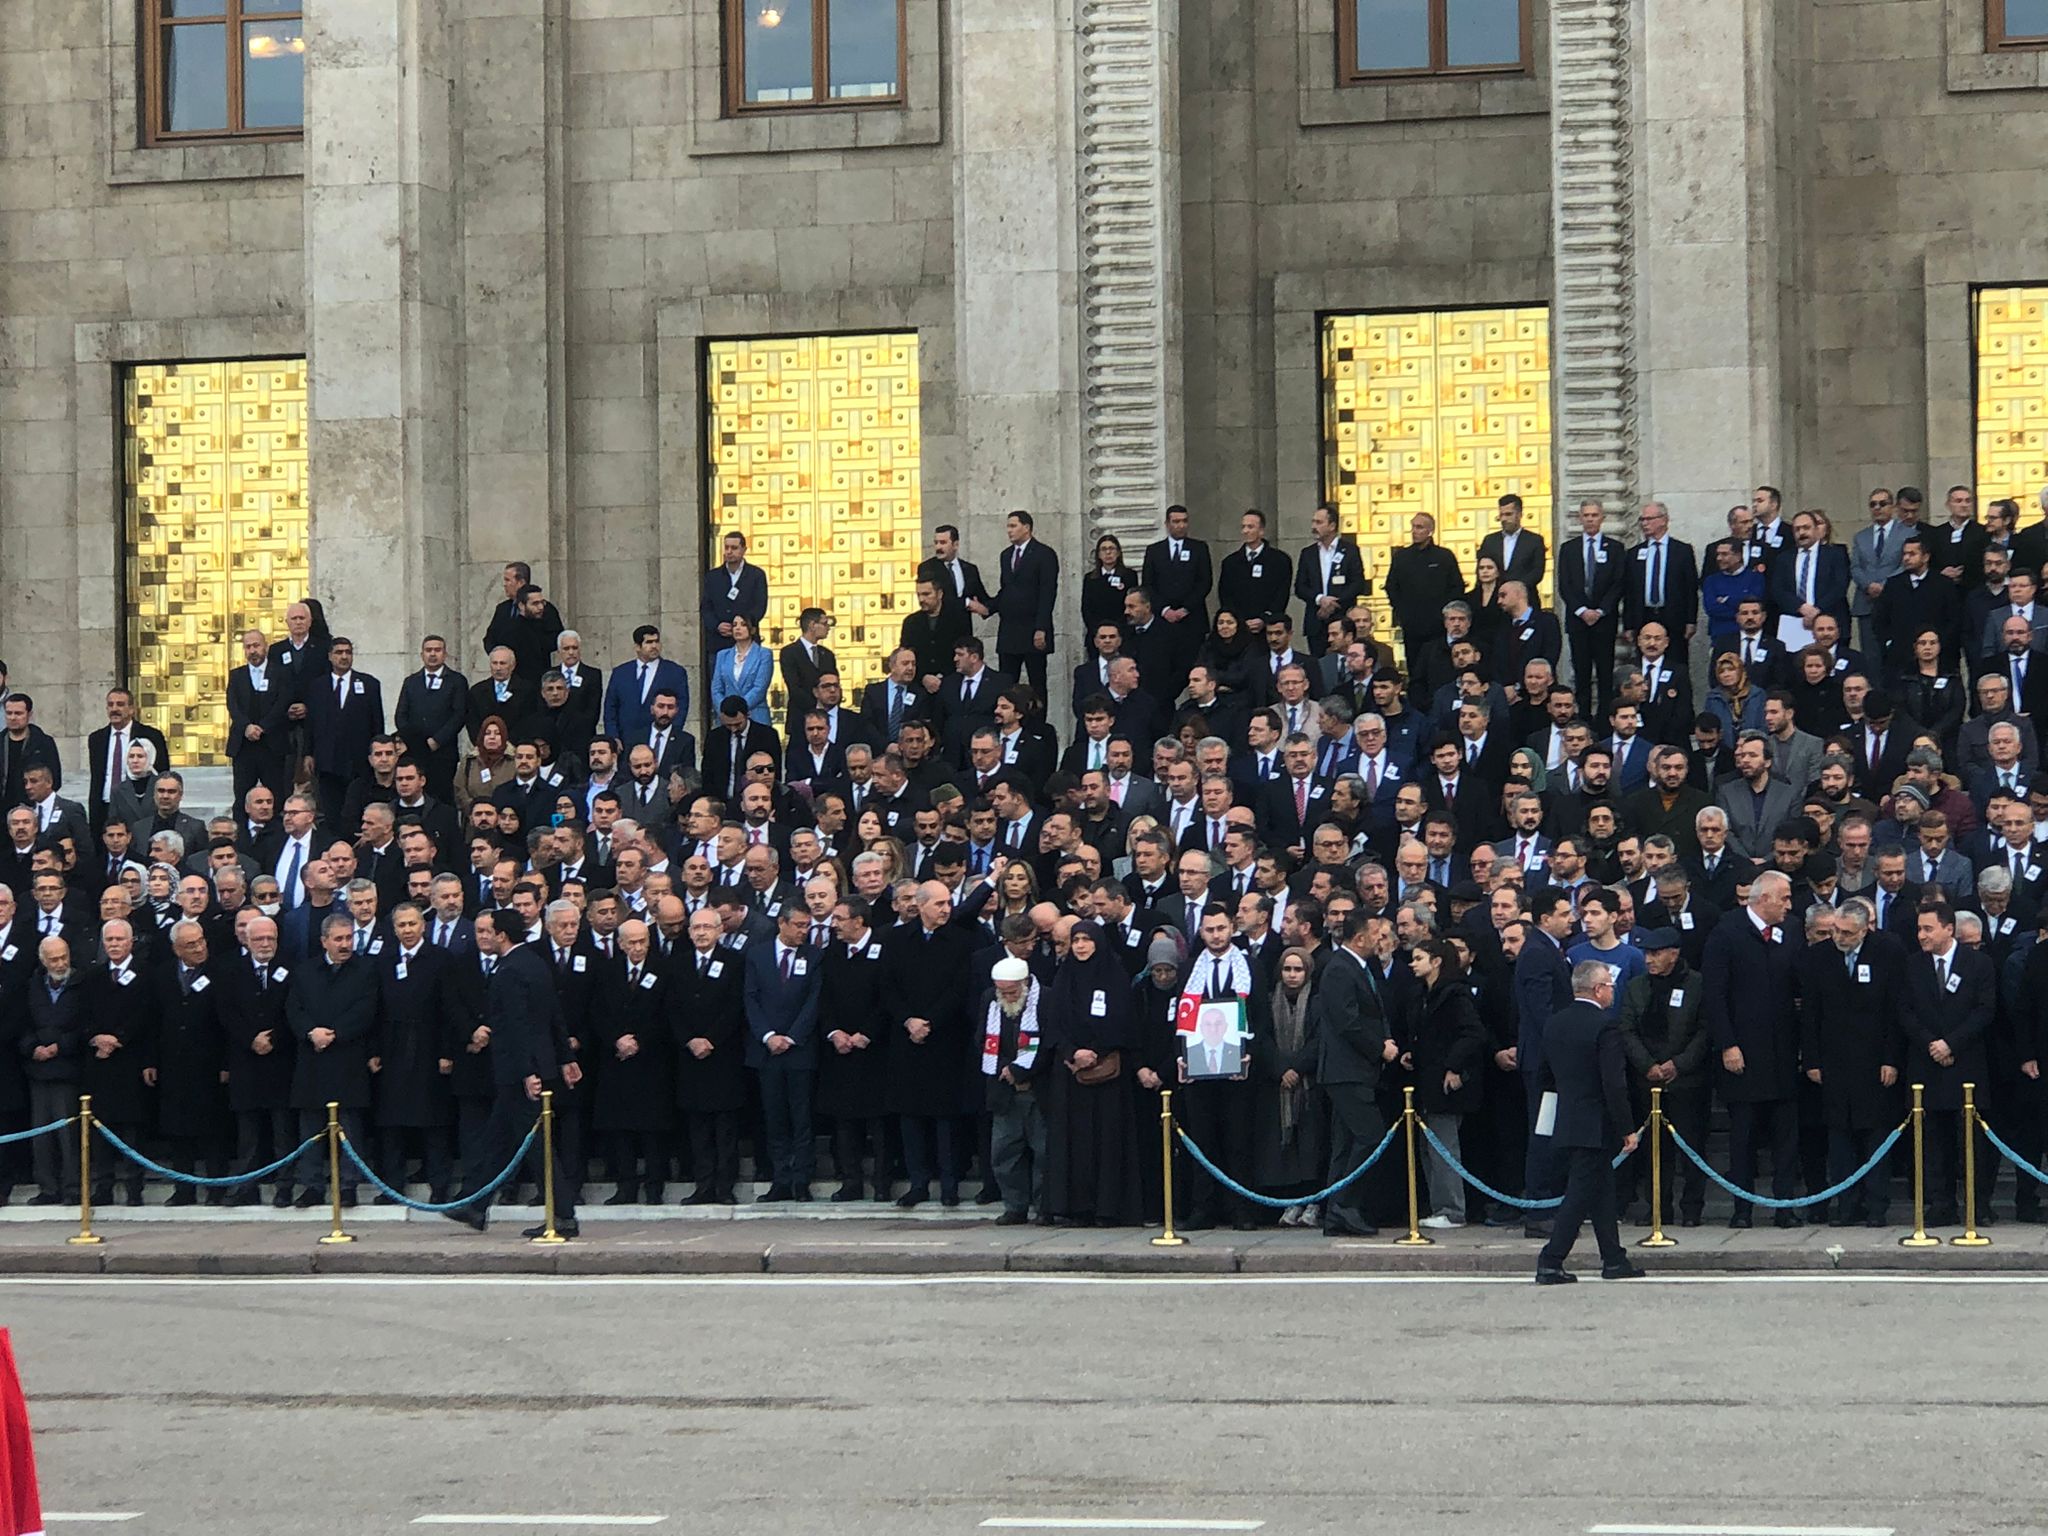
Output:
[[303, 1, 461, 688], [1631, 0, 1793, 546], [951, 0, 1084, 699], [451, 0, 570, 660]]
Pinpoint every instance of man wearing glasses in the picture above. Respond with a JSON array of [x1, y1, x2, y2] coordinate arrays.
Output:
[[1850, 489, 1904, 661]]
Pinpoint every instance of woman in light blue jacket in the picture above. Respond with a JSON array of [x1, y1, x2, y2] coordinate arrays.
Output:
[[710, 613, 774, 726]]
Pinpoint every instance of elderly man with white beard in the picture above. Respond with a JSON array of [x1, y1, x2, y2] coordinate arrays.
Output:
[[980, 956, 1044, 1226]]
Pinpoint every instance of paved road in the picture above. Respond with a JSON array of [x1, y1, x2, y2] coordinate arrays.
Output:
[[7, 1275, 2038, 1535]]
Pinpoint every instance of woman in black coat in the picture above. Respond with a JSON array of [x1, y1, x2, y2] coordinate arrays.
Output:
[[1130, 936, 1186, 1226], [1892, 627, 1964, 755], [1405, 938, 1488, 1229], [1041, 921, 1143, 1225], [1080, 534, 1140, 642]]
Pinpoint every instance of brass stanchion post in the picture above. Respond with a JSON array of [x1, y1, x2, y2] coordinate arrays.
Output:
[[1150, 1089, 1185, 1247], [531, 1090, 567, 1245], [1639, 1086, 1676, 1249], [1953, 1081, 1991, 1247], [317, 1100, 354, 1245], [1901, 1083, 1939, 1248], [67, 1095, 102, 1247], [1395, 1085, 1432, 1246]]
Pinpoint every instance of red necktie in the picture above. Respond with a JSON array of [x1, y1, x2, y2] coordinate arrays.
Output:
[[1294, 778, 1307, 824], [1517, 837, 1529, 868]]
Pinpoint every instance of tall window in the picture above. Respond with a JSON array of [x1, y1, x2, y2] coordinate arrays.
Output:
[[1321, 308, 1552, 626], [1339, 0, 1528, 81], [704, 334, 921, 719], [725, 0, 905, 111], [1990, 0, 2048, 47], [124, 359, 309, 764], [145, 0, 305, 144]]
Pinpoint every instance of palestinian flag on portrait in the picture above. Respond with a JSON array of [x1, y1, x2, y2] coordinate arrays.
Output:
[[0, 1330, 43, 1536]]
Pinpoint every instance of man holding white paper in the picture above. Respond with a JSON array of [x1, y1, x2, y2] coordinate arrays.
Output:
[[1533, 962, 1643, 1284]]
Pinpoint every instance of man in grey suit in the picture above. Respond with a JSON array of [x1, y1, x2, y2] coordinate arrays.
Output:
[[1713, 730, 1801, 860], [1312, 910, 1397, 1237], [1849, 489, 1908, 660]]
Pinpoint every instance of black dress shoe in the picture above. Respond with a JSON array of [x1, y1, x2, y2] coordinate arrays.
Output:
[[203, 1188, 227, 1207], [1977, 1207, 2000, 1227], [975, 1186, 1001, 1205], [1865, 1213, 1889, 1227], [756, 1185, 792, 1203], [1679, 1213, 1702, 1228], [1322, 1222, 1377, 1238], [166, 1188, 198, 1208], [26, 1193, 60, 1206], [373, 1194, 398, 1207], [791, 1187, 814, 1202], [1534, 1268, 1577, 1285], [340, 1190, 358, 1209], [602, 1189, 638, 1206], [293, 1189, 322, 1209], [939, 1190, 962, 1208], [830, 1185, 864, 1203], [441, 1207, 488, 1233], [895, 1190, 928, 1209], [1522, 1222, 1551, 1240], [522, 1219, 578, 1239], [994, 1210, 1029, 1226], [1601, 1261, 1647, 1280], [272, 1188, 294, 1209], [430, 1187, 454, 1205], [1926, 1208, 1960, 1227], [684, 1187, 718, 1205], [1773, 1209, 1803, 1229], [1727, 1212, 1753, 1229], [121, 1189, 143, 1208]]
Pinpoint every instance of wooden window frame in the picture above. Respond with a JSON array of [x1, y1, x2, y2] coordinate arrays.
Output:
[[722, 0, 909, 115], [1336, 0, 1531, 83], [1989, 0, 2048, 49], [141, 0, 304, 147]]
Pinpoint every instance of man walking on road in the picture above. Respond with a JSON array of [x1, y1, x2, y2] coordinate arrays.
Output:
[[1534, 961, 1644, 1284]]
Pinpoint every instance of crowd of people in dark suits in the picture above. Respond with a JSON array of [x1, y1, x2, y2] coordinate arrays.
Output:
[[5, 482, 2048, 1247]]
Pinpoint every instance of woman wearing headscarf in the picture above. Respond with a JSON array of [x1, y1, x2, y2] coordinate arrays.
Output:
[[1132, 933, 1185, 1226], [456, 714, 513, 813], [1254, 945, 1327, 1227], [108, 738, 161, 834], [1041, 919, 1143, 1226]]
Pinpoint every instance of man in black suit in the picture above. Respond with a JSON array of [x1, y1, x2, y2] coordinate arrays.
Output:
[[1496, 581, 1563, 686], [861, 647, 931, 749], [1989, 615, 2048, 719], [1768, 510, 1853, 638], [1558, 499, 1626, 719], [701, 529, 771, 649], [902, 578, 971, 690], [480, 562, 562, 679], [703, 697, 780, 806], [993, 510, 1059, 700], [467, 648, 536, 748], [1478, 493, 1548, 600], [1216, 509, 1293, 637], [303, 638, 387, 829], [1621, 501, 1701, 658], [1295, 502, 1370, 657], [226, 628, 292, 806], [86, 688, 169, 833], [1874, 533, 1963, 672], [744, 904, 823, 1200], [778, 607, 837, 734], [1701, 870, 1803, 1227], [1904, 900, 1996, 1223], [936, 639, 1010, 762], [918, 523, 992, 624], [1533, 961, 1643, 1282], [1120, 588, 1181, 708], [394, 634, 468, 804], [441, 908, 581, 1235], [1314, 911, 1395, 1236], [1140, 504, 1213, 691], [0, 694, 62, 811]]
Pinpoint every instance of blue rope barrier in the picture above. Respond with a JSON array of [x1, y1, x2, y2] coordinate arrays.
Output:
[[94, 1122, 319, 1189], [0, 1116, 73, 1147], [1176, 1121, 1400, 1210], [1667, 1121, 1904, 1211], [1416, 1119, 1636, 1212], [1979, 1118, 2048, 1187], [338, 1127, 536, 1213]]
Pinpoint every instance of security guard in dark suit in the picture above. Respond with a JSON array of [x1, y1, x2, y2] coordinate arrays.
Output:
[[1534, 961, 1644, 1283]]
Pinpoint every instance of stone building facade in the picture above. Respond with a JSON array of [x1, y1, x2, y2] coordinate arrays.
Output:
[[3, 0, 2047, 758]]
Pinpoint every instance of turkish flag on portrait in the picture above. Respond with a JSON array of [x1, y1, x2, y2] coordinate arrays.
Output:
[[0, 1329, 43, 1536]]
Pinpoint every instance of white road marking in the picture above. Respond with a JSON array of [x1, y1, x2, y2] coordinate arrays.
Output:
[[411, 1519, 665, 1528], [1, 1272, 2047, 1290], [43, 1517, 145, 1524], [1589, 1525, 1895, 1536], [982, 1523, 1265, 1532]]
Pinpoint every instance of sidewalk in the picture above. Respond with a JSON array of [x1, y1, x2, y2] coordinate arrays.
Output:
[[0, 1209, 2042, 1275]]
